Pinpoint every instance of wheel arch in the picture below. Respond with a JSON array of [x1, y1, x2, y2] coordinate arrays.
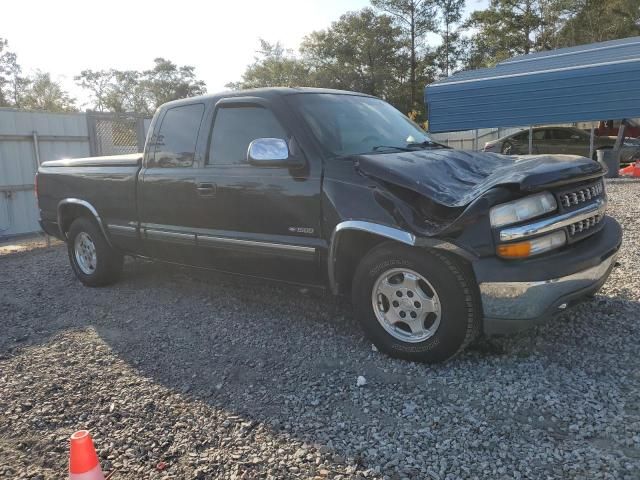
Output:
[[328, 222, 414, 295], [328, 221, 478, 296], [57, 199, 112, 247]]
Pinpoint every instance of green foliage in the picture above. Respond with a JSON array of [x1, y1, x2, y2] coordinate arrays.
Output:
[[371, 0, 438, 109], [225, 40, 311, 90], [142, 58, 207, 110], [74, 69, 113, 112], [20, 71, 76, 112], [434, 0, 466, 76], [301, 9, 405, 97], [1, 37, 74, 111], [462, 0, 639, 69], [0, 38, 29, 107], [557, 0, 640, 46], [0, 37, 10, 106], [464, 0, 550, 68], [76, 58, 207, 115]]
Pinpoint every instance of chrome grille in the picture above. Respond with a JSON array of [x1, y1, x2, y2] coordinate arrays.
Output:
[[568, 213, 604, 237], [559, 181, 604, 208]]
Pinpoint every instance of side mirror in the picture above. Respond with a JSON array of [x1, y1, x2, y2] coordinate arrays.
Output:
[[247, 138, 289, 166]]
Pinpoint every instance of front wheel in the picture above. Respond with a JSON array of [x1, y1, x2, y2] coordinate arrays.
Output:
[[67, 217, 123, 287], [352, 243, 481, 363]]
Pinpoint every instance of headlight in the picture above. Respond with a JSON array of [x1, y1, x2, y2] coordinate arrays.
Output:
[[497, 231, 566, 259], [490, 192, 557, 228]]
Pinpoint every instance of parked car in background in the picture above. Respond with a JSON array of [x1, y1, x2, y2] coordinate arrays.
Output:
[[483, 126, 640, 162]]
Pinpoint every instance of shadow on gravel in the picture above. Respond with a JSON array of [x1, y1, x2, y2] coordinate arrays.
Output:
[[4, 248, 640, 477]]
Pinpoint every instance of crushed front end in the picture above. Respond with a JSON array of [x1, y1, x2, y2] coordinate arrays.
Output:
[[473, 178, 622, 334]]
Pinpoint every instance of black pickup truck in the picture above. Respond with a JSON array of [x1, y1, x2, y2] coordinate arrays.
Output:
[[37, 88, 622, 363]]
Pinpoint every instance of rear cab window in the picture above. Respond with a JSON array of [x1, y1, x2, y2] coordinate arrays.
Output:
[[152, 103, 205, 168]]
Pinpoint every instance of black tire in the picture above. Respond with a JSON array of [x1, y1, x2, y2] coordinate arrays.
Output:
[[352, 243, 481, 363], [66, 217, 123, 287]]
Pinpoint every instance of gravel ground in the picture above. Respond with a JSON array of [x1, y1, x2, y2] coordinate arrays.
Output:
[[2, 180, 640, 480]]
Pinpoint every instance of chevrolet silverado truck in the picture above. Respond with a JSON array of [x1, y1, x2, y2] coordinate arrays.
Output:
[[36, 88, 622, 363]]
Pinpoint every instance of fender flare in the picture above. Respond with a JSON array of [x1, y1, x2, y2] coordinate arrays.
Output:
[[327, 220, 476, 295], [57, 198, 113, 247], [328, 221, 415, 295]]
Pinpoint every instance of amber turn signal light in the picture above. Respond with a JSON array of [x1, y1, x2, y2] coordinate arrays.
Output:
[[497, 242, 532, 259], [497, 231, 567, 259]]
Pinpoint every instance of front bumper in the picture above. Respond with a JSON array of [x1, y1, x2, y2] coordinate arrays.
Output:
[[475, 216, 622, 335]]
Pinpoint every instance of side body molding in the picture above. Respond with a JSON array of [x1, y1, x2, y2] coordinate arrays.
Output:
[[328, 220, 416, 294], [57, 198, 113, 247]]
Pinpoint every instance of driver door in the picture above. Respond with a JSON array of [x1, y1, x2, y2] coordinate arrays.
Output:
[[191, 98, 324, 285]]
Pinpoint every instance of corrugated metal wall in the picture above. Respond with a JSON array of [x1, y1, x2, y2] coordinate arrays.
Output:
[[0, 109, 150, 239], [425, 36, 640, 133], [0, 109, 90, 238]]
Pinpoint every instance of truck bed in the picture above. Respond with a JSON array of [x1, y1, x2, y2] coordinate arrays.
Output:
[[37, 154, 142, 240]]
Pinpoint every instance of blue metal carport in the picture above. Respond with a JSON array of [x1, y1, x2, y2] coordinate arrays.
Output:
[[425, 36, 640, 133]]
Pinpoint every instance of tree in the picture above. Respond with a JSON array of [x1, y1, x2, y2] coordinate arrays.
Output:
[[3, 51, 30, 107], [435, 0, 466, 76], [142, 57, 207, 111], [104, 70, 149, 114], [371, 0, 437, 109], [20, 71, 76, 112], [74, 69, 114, 112], [76, 59, 207, 115], [464, 0, 564, 68], [557, 0, 640, 47], [0, 37, 22, 107], [301, 9, 404, 98], [226, 40, 311, 90]]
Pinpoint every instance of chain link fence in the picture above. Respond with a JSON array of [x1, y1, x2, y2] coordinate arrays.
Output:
[[86, 112, 147, 156]]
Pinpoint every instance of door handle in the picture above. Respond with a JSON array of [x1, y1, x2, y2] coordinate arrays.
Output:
[[196, 183, 216, 197]]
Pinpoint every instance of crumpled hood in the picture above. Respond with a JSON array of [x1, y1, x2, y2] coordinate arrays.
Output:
[[355, 149, 603, 208]]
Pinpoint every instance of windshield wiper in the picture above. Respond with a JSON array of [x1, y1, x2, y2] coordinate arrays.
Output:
[[406, 140, 448, 149], [372, 145, 413, 152]]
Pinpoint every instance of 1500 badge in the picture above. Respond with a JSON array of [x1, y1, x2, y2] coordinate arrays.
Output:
[[288, 227, 315, 234]]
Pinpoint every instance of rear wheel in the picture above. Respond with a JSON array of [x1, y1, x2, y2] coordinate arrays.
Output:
[[352, 243, 481, 363], [67, 217, 123, 287]]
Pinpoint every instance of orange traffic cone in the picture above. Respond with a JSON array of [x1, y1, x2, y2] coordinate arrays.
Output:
[[69, 430, 105, 480], [619, 164, 635, 176]]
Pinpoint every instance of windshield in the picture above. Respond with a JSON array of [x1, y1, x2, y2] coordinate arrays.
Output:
[[290, 93, 435, 156]]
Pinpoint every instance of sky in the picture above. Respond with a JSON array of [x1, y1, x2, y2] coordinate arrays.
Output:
[[1, 0, 488, 108]]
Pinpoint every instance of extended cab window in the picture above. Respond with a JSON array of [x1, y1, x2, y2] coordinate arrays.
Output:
[[153, 103, 205, 168], [208, 106, 287, 165]]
